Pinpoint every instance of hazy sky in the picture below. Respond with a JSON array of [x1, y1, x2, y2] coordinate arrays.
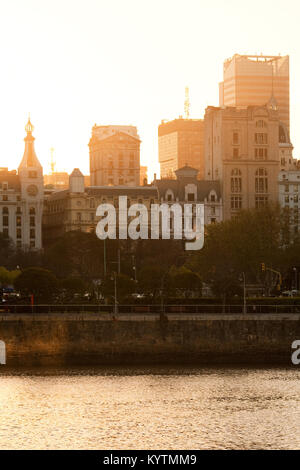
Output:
[[0, 0, 299, 179]]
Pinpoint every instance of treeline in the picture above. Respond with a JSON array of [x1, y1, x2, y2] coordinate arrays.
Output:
[[1, 204, 300, 303]]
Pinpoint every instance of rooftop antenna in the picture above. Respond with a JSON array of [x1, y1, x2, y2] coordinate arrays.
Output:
[[184, 86, 190, 119], [50, 147, 55, 174]]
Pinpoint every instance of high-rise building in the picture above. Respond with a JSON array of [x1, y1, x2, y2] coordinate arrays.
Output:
[[219, 54, 290, 131], [89, 125, 140, 187], [158, 118, 204, 179], [204, 101, 284, 220], [0, 119, 44, 250]]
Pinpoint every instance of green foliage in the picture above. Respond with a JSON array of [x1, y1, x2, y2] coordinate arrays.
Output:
[[14, 267, 58, 301]]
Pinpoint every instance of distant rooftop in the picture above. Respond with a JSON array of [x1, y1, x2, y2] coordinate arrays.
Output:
[[91, 125, 140, 141]]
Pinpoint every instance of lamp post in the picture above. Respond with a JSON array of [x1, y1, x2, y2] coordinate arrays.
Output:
[[293, 267, 298, 291], [113, 271, 118, 316], [240, 272, 246, 314]]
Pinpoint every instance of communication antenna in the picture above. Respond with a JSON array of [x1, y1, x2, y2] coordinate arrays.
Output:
[[184, 86, 190, 119], [50, 147, 55, 174]]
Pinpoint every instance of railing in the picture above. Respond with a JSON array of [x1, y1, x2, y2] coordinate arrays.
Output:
[[0, 304, 300, 315]]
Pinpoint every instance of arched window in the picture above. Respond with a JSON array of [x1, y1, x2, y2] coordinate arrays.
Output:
[[165, 189, 174, 202], [255, 168, 268, 193], [231, 169, 242, 193], [29, 207, 35, 215]]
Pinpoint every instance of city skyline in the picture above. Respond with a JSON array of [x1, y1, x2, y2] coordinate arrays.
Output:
[[0, 0, 299, 180]]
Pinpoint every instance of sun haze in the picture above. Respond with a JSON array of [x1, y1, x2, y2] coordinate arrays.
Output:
[[0, 0, 299, 180]]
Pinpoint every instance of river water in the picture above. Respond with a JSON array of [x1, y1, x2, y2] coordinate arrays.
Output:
[[0, 366, 299, 450]]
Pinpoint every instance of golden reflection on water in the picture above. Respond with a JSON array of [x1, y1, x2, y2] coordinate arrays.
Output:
[[0, 367, 299, 450]]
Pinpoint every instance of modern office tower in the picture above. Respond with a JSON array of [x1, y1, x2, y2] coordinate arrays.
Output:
[[89, 125, 140, 187], [219, 54, 290, 131], [204, 101, 286, 220], [158, 118, 204, 179]]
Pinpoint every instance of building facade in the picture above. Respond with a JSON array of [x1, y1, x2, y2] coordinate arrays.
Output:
[[0, 119, 44, 250], [89, 125, 140, 187], [158, 118, 204, 179], [43, 169, 158, 246], [204, 103, 284, 220], [154, 165, 222, 225], [278, 169, 300, 235], [219, 54, 290, 131]]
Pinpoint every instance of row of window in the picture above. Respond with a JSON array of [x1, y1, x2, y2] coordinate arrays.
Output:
[[231, 196, 268, 210], [231, 168, 268, 194], [2, 227, 35, 240], [232, 147, 269, 160], [2, 216, 35, 227], [1, 207, 35, 214]]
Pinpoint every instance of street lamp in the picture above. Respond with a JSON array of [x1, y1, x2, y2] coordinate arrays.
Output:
[[240, 272, 246, 314], [110, 271, 118, 316], [293, 267, 298, 291]]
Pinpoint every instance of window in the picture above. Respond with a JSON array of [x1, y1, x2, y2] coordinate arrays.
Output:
[[16, 216, 21, 226], [233, 132, 239, 144], [30, 216, 35, 227], [2, 183, 7, 191], [30, 229, 35, 239], [3, 195, 8, 201], [231, 196, 242, 210], [285, 184, 289, 192], [255, 196, 268, 208], [16, 228, 21, 239], [231, 168, 242, 193], [255, 168, 268, 193], [256, 120, 267, 128], [187, 193, 195, 202], [28, 171, 37, 178], [255, 148, 268, 160], [16, 207, 21, 214], [255, 133, 268, 144], [233, 148, 239, 159], [211, 218, 216, 224], [119, 178, 124, 185], [29, 207, 35, 215], [210, 194, 216, 202], [30, 240, 35, 248]]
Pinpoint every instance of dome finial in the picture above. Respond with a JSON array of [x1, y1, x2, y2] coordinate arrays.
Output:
[[25, 114, 34, 135]]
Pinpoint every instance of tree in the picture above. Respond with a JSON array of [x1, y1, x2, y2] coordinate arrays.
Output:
[[189, 205, 285, 300], [14, 267, 58, 302], [169, 266, 202, 297]]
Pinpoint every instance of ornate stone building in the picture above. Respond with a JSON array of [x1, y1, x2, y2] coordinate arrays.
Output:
[[0, 119, 44, 250], [153, 165, 223, 225], [43, 170, 158, 246], [89, 125, 140, 187], [204, 102, 285, 220]]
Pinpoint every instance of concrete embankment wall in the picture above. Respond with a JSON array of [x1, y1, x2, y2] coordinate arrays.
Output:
[[0, 313, 299, 366]]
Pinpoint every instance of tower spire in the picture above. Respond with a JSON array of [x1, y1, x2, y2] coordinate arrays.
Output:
[[18, 116, 42, 170]]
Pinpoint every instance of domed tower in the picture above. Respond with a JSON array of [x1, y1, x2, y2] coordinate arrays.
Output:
[[18, 117, 44, 250]]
